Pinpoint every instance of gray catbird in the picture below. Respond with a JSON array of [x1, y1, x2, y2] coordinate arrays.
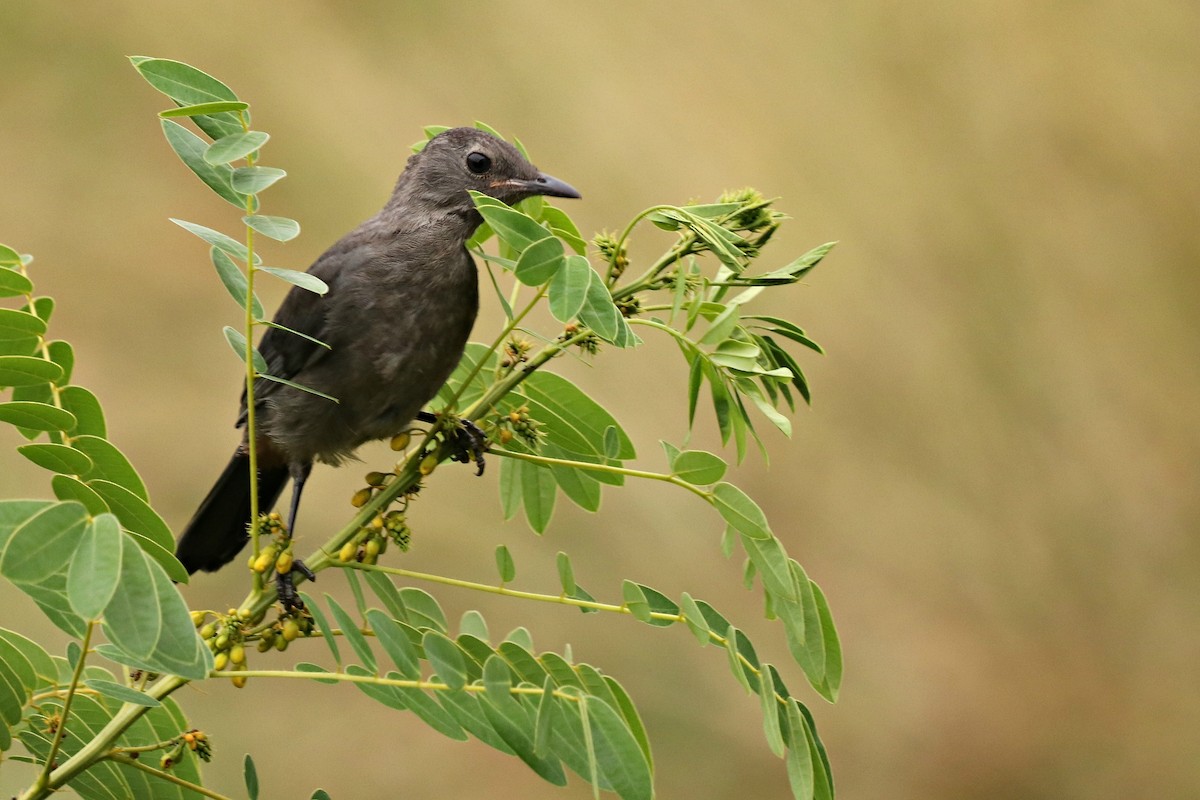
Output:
[[176, 127, 580, 584]]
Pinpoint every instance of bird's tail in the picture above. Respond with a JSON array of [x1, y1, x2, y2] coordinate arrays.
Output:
[[176, 450, 290, 574]]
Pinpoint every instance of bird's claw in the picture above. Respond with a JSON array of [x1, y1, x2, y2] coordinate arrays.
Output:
[[448, 418, 488, 476], [275, 558, 315, 611]]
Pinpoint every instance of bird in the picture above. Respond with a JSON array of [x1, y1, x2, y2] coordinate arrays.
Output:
[[175, 127, 580, 594]]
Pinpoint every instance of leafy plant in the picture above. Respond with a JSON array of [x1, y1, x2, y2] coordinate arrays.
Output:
[[0, 57, 839, 799]]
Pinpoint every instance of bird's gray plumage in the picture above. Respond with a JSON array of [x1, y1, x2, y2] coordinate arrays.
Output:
[[177, 127, 580, 574]]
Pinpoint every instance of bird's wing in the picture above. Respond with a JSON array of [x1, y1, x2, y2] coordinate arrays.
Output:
[[235, 238, 375, 424]]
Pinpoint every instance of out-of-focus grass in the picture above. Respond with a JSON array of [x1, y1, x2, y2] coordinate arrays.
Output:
[[1, 2, 1197, 798]]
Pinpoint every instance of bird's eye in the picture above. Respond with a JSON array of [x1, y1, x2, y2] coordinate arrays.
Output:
[[466, 152, 492, 174]]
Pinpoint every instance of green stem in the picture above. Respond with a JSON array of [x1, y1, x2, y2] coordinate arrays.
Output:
[[489, 447, 713, 500], [35, 622, 93, 791], [208, 669, 577, 701], [444, 282, 548, 411], [19, 674, 187, 800], [107, 754, 232, 800]]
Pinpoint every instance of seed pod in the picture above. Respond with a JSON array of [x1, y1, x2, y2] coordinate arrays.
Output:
[[419, 453, 439, 475], [390, 432, 411, 451], [350, 488, 372, 508]]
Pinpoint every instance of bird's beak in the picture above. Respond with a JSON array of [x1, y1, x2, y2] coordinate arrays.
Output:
[[506, 172, 582, 200]]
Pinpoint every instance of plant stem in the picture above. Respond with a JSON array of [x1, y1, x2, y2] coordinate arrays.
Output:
[[107, 754, 232, 800], [19, 674, 187, 800], [34, 622, 93, 792], [489, 448, 713, 500], [207, 669, 577, 701]]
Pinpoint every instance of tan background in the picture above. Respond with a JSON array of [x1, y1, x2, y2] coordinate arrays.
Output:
[[2, 2, 1198, 798]]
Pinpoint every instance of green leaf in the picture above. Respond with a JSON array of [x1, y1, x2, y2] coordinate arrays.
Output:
[[520, 371, 636, 460], [210, 248, 264, 318], [520, 462, 557, 534], [170, 218, 260, 264], [548, 254, 591, 322], [51, 475, 108, 515], [784, 700, 816, 800], [59, 386, 106, 437], [365, 610, 419, 679], [244, 215, 300, 242], [810, 581, 842, 702], [498, 457, 523, 520], [101, 543, 161, 660], [0, 244, 22, 266], [258, 373, 339, 403], [423, 631, 468, 691], [621, 581, 652, 623], [46, 341, 73, 385], [259, 266, 326, 293], [758, 666, 785, 757], [312, 791, 332, 800], [698, 305, 740, 346], [160, 119, 249, 209], [670, 450, 727, 485], [298, 591, 340, 666], [83, 678, 161, 707], [87, 479, 174, 552], [470, 192, 549, 252], [258, 318, 331, 349], [245, 753, 260, 800], [131, 56, 244, 138], [67, 514, 123, 619], [548, 458, 602, 512], [399, 587, 449, 632], [578, 267, 622, 342], [0, 308, 45, 347], [325, 594, 375, 671], [679, 592, 711, 645], [459, 610, 490, 642], [0, 355, 62, 387], [222, 326, 268, 372], [204, 130, 270, 165], [513, 236, 565, 286], [0, 502, 88, 584], [0, 267, 32, 298], [741, 531, 799, 603], [540, 206, 587, 254], [16, 443, 92, 475], [159, 100, 248, 117], [711, 482, 772, 540], [231, 166, 287, 194], [0, 401, 75, 432], [72, 436, 148, 500], [585, 695, 654, 800], [556, 551, 576, 595], [495, 544, 516, 582]]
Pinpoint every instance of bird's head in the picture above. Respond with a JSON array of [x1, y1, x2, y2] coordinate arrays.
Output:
[[396, 127, 580, 216]]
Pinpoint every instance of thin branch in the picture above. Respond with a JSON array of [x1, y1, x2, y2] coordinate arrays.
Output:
[[107, 753, 232, 800]]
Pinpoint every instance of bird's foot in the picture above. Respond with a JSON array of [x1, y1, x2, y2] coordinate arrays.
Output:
[[275, 558, 316, 612], [447, 418, 489, 476]]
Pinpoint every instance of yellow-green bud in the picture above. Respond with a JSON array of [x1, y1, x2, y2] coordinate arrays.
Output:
[[276, 551, 294, 575], [339, 542, 357, 562], [419, 453, 439, 475], [365, 471, 387, 486], [282, 620, 300, 642], [390, 432, 411, 451], [350, 488, 372, 508], [213, 652, 229, 671]]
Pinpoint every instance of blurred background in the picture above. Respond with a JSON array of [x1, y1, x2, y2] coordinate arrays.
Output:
[[2, 2, 1197, 798]]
